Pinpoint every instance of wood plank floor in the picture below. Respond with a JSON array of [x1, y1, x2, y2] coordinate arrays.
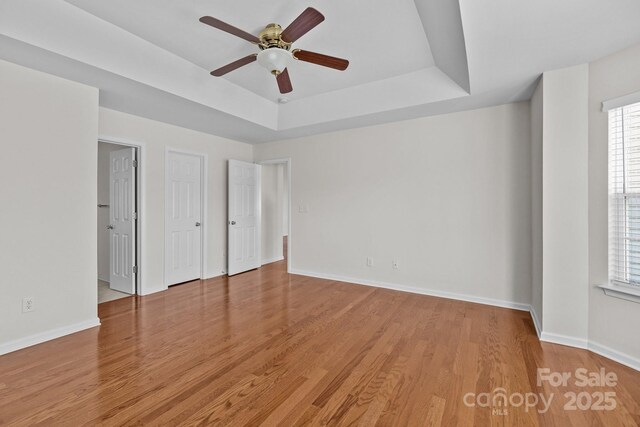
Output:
[[1, 260, 639, 426]]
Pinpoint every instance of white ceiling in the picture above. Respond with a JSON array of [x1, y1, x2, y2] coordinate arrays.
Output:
[[64, 0, 435, 102], [1, 0, 640, 143]]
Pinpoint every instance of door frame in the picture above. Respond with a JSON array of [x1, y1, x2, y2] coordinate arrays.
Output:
[[98, 136, 144, 296], [164, 148, 208, 285], [258, 158, 291, 274]]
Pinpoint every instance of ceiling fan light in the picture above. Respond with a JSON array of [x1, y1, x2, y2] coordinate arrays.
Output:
[[257, 48, 293, 74]]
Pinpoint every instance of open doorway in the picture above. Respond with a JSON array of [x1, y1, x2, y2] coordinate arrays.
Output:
[[260, 159, 291, 270], [97, 141, 140, 303]]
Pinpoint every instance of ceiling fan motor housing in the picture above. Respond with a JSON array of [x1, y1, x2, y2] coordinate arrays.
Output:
[[258, 23, 291, 50]]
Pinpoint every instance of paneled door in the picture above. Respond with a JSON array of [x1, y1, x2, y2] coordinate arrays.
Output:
[[109, 147, 136, 294], [165, 152, 202, 285], [228, 160, 261, 276]]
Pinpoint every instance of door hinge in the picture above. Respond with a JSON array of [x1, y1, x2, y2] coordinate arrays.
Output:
[[133, 265, 138, 274], [133, 159, 138, 168], [133, 212, 138, 220]]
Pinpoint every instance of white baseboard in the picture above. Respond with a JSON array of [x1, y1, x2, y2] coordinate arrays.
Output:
[[538, 334, 640, 371], [529, 306, 542, 338], [540, 331, 588, 349], [0, 317, 101, 356], [588, 341, 640, 372], [262, 256, 284, 266], [289, 268, 530, 312], [528, 309, 640, 372]]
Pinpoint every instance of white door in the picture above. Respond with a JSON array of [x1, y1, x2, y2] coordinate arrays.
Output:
[[109, 147, 136, 294], [228, 160, 261, 276], [165, 152, 202, 285]]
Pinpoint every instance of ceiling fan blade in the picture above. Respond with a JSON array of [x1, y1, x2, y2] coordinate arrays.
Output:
[[292, 50, 349, 71], [199, 16, 260, 44], [280, 8, 325, 43], [276, 68, 293, 94], [210, 54, 257, 77]]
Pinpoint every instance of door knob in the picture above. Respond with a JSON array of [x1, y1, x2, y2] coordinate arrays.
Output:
[[230, 221, 236, 225], [107, 225, 114, 230], [195, 222, 201, 227]]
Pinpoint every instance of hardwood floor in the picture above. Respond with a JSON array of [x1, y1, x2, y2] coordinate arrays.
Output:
[[1, 260, 639, 426]]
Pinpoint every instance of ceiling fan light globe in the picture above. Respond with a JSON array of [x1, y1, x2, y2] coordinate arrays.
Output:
[[257, 48, 292, 74]]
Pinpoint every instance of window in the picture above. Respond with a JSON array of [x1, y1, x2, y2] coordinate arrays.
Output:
[[609, 101, 640, 287]]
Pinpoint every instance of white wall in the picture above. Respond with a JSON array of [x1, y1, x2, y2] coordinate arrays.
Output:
[[540, 65, 590, 342], [97, 142, 124, 282], [530, 78, 543, 330], [255, 103, 532, 307], [261, 164, 284, 264], [0, 60, 99, 353], [589, 43, 640, 360], [98, 108, 253, 295]]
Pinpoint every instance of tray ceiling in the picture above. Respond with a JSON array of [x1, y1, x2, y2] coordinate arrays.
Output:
[[1, 0, 640, 143]]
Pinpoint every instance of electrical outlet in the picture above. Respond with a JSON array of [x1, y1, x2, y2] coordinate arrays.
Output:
[[366, 257, 374, 267], [392, 260, 400, 270], [22, 297, 34, 313]]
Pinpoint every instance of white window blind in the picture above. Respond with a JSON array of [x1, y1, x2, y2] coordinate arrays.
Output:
[[609, 101, 640, 287]]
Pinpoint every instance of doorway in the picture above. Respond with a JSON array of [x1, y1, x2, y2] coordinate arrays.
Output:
[[97, 141, 140, 303], [260, 159, 291, 270], [165, 149, 206, 286]]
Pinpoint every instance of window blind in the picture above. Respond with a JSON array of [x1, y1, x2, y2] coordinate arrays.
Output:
[[609, 101, 640, 286]]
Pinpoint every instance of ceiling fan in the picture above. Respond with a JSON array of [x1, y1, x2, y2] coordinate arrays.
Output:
[[199, 8, 349, 94]]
